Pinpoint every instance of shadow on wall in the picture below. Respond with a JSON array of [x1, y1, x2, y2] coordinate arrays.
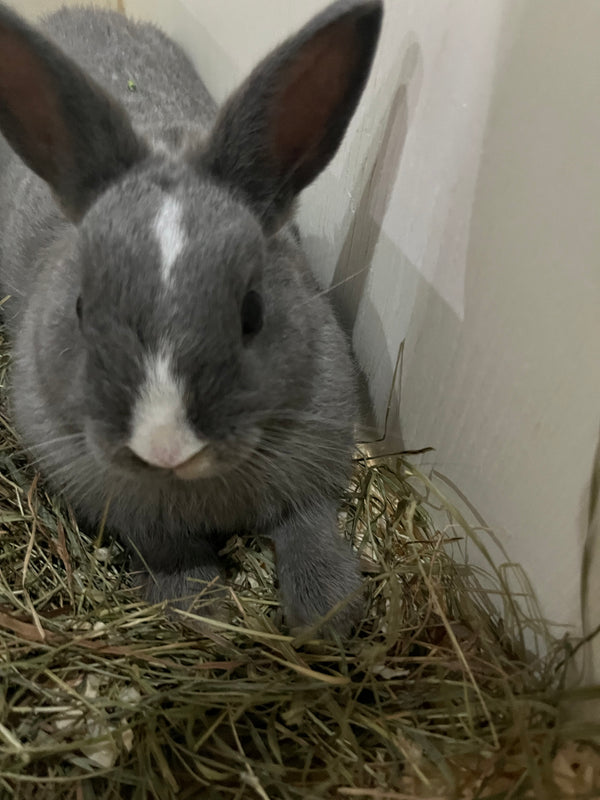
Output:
[[326, 39, 423, 451], [581, 428, 600, 693], [330, 40, 421, 333], [399, 0, 600, 663]]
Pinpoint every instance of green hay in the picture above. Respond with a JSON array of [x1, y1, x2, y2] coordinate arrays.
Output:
[[0, 329, 598, 799]]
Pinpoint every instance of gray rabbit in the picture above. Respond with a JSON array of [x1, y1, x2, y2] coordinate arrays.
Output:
[[0, 0, 382, 634]]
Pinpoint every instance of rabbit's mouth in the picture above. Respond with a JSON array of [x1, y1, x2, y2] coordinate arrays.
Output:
[[103, 426, 262, 483], [170, 429, 261, 481], [172, 446, 223, 481]]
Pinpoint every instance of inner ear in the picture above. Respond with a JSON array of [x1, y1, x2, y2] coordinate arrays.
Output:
[[270, 18, 359, 191], [201, 1, 382, 232], [0, 6, 146, 221], [0, 27, 70, 189]]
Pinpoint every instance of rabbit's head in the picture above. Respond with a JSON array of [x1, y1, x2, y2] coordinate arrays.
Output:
[[0, 0, 382, 484]]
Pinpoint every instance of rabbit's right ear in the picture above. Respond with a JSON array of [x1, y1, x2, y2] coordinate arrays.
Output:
[[201, 0, 383, 233], [0, 3, 146, 220]]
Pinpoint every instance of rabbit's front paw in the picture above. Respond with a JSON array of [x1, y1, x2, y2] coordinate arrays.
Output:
[[273, 504, 364, 638], [136, 565, 229, 630]]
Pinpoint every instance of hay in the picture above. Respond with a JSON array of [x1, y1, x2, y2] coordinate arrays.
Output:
[[0, 330, 598, 799]]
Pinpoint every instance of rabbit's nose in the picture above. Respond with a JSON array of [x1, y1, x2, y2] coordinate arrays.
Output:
[[128, 423, 208, 472]]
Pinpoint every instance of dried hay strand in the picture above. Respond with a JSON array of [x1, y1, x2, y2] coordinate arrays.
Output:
[[0, 330, 598, 799]]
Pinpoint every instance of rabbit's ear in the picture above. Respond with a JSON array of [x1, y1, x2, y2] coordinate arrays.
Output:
[[0, 4, 146, 220], [201, 0, 382, 232]]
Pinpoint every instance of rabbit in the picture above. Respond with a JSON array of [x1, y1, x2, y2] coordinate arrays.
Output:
[[0, 0, 383, 635]]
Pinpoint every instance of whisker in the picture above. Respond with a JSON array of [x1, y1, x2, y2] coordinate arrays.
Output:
[[12, 433, 87, 461], [22, 444, 89, 471], [38, 453, 96, 487], [259, 443, 346, 473], [59, 465, 109, 509], [258, 432, 348, 461], [290, 265, 370, 312], [263, 410, 352, 429], [27, 432, 87, 450], [251, 443, 343, 488]]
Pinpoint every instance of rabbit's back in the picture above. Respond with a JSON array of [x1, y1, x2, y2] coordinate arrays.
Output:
[[42, 7, 216, 131]]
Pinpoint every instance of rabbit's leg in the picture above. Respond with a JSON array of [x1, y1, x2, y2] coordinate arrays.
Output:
[[143, 563, 224, 612], [272, 502, 363, 637], [143, 564, 229, 635], [130, 537, 227, 620]]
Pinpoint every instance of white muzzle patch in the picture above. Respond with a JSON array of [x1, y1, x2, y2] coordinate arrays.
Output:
[[129, 349, 206, 470]]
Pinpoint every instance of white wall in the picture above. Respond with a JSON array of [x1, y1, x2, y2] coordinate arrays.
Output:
[[42, 0, 600, 677], [398, 0, 600, 675]]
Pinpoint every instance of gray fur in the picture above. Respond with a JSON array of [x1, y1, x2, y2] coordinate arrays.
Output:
[[0, 1, 382, 635]]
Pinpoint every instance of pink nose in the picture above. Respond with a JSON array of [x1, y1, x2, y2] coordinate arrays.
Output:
[[140, 444, 198, 469], [128, 424, 207, 470]]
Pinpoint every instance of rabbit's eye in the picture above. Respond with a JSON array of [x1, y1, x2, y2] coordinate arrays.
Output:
[[241, 290, 263, 340], [76, 295, 83, 322]]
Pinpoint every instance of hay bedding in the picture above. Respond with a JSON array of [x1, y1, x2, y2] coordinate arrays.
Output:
[[0, 332, 598, 799]]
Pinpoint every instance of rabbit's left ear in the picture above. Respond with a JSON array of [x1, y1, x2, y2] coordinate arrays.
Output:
[[0, 3, 146, 220], [201, 0, 383, 232]]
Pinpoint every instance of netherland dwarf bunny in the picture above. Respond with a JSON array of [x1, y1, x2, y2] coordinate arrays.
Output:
[[0, 0, 382, 634]]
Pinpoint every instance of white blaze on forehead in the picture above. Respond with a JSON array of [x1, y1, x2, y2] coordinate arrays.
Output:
[[129, 350, 205, 469], [154, 196, 186, 285]]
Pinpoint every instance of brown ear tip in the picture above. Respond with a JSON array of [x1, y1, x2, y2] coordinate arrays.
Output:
[[365, 1, 384, 26], [349, 0, 384, 50], [363, 0, 384, 15], [349, 0, 384, 22], [325, 0, 383, 32]]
